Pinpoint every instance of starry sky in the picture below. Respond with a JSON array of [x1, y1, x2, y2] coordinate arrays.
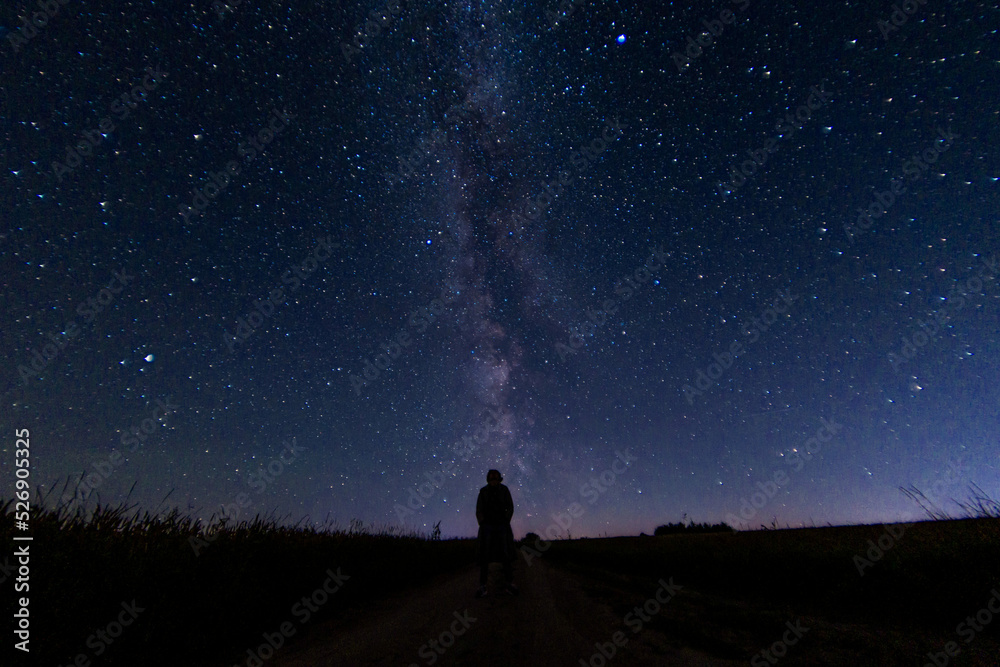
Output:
[[2, 1, 998, 538]]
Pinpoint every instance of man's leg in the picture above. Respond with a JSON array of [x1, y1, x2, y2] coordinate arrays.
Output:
[[502, 525, 518, 593], [479, 525, 490, 585], [504, 524, 515, 582]]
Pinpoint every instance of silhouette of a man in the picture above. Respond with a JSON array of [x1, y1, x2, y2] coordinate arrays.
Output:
[[475, 469, 518, 597]]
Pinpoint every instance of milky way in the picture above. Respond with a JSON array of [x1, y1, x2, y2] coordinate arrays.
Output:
[[413, 1, 579, 497]]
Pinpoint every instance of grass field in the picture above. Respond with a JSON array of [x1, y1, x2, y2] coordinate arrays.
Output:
[[4, 494, 998, 665], [541, 518, 1000, 624], [2, 497, 476, 666], [537, 518, 1000, 663]]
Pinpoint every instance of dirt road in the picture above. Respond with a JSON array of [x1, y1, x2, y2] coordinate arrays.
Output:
[[269, 557, 741, 667]]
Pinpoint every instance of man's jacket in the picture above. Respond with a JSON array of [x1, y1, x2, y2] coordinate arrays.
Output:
[[476, 484, 513, 525]]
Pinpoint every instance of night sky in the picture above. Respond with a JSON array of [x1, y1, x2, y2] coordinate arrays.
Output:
[[2, 1, 998, 539]]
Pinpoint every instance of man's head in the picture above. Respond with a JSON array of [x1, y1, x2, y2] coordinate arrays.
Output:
[[487, 469, 502, 486]]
